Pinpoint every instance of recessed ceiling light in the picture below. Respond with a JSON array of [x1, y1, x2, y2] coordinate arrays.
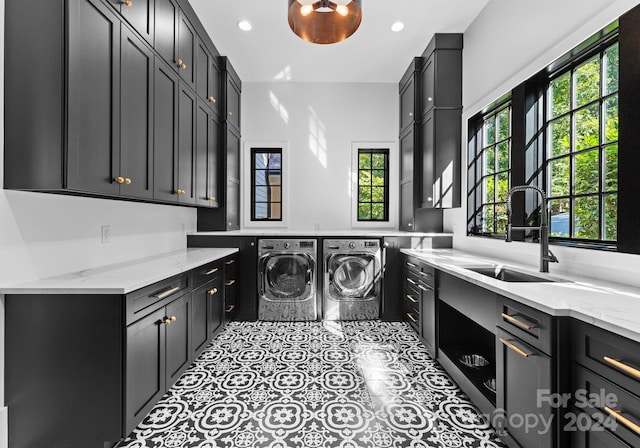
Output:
[[391, 21, 405, 32], [237, 20, 252, 31]]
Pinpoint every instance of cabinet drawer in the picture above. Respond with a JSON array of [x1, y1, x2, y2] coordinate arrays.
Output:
[[573, 364, 640, 447], [405, 310, 420, 332], [572, 320, 640, 398], [126, 273, 190, 325], [403, 287, 420, 315], [497, 295, 553, 356], [192, 259, 223, 288]]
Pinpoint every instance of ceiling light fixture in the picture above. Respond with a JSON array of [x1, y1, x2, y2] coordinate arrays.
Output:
[[391, 21, 405, 32], [237, 20, 252, 31], [288, 0, 362, 45]]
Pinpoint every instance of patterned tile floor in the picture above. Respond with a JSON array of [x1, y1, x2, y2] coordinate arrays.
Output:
[[119, 321, 506, 448]]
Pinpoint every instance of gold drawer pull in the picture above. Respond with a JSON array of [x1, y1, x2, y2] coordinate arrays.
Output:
[[114, 176, 125, 184], [406, 294, 417, 304], [207, 287, 218, 295], [604, 406, 640, 435], [406, 312, 417, 324], [406, 262, 417, 268], [204, 267, 219, 275], [208, 96, 217, 103], [154, 286, 180, 300], [162, 315, 177, 325], [121, 0, 132, 6], [208, 196, 216, 201], [226, 279, 236, 286], [406, 277, 417, 285], [225, 259, 236, 265], [604, 356, 640, 379], [226, 305, 236, 313], [500, 338, 533, 358], [501, 313, 536, 330], [418, 284, 431, 292], [418, 271, 431, 277]]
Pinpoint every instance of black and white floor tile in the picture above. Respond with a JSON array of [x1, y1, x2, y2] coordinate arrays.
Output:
[[119, 321, 506, 448]]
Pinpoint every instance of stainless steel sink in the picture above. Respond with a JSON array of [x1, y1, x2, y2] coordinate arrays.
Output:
[[464, 266, 565, 283]]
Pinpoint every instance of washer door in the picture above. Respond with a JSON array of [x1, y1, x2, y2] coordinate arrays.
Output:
[[328, 254, 378, 300], [259, 252, 315, 302]]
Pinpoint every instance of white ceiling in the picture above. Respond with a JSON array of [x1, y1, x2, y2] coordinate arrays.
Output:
[[189, 0, 490, 83]]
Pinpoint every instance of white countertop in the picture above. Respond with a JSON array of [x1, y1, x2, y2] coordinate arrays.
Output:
[[402, 248, 640, 343], [0, 248, 239, 295], [191, 230, 453, 237]]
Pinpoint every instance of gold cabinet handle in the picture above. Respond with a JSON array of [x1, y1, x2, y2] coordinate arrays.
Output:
[[154, 286, 180, 300], [427, 96, 433, 102], [176, 58, 186, 69], [603, 356, 640, 379], [225, 259, 236, 265], [124, 177, 132, 185], [406, 294, 417, 304], [121, 0, 132, 6], [406, 262, 417, 268], [181, 63, 187, 70], [408, 223, 413, 227], [228, 111, 233, 116], [501, 313, 536, 330], [226, 305, 236, 313], [604, 406, 640, 435], [418, 284, 432, 292], [208, 96, 217, 103], [204, 267, 219, 275], [500, 337, 533, 358], [225, 279, 236, 286], [114, 176, 125, 184], [408, 112, 413, 117], [406, 277, 417, 285], [162, 316, 176, 325], [207, 287, 218, 295], [175, 189, 186, 195], [208, 196, 216, 201], [406, 312, 417, 324]]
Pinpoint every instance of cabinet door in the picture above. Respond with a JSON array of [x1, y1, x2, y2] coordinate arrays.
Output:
[[153, 61, 178, 202], [421, 111, 435, 208], [208, 278, 224, 336], [176, 13, 196, 87], [399, 75, 415, 132], [496, 327, 553, 448], [67, 0, 121, 196], [166, 294, 192, 386], [209, 57, 222, 117], [120, 28, 154, 199], [195, 100, 211, 207], [226, 125, 240, 183], [154, 0, 177, 66], [125, 307, 166, 434], [121, 0, 154, 44], [420, 282, 436, 356], [226, 180, 240, 230], [399, 181, 414, 231], [191, 282, 210, 356], [209, 114, 221, 207], [226, 75, 241, 131], [421, 53, 435, 117], [196, 41, 214, 107], [177, 84, 196, 204]]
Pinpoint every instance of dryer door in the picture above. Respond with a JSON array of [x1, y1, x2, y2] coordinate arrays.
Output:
[[259, 252, 315, 302], [328, 253, 379, 300]]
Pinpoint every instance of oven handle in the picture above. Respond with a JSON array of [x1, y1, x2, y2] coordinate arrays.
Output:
[[306, 268, 313, 284]]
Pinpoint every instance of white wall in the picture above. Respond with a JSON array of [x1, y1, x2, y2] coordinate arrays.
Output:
[[241, 82, 398, 230], [0, 6, 197, 438], [445, 0, 640, 287]]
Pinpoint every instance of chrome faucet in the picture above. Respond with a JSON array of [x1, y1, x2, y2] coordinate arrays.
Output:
[[506, 185, 559, 273]]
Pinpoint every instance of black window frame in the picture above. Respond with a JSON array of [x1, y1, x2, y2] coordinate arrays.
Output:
[[357, 148, 390, 222], [250, 148, 283, 222]]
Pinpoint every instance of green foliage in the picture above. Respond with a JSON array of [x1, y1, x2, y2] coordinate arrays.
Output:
[[358, 151, 387, 220], [550, 116, 571, 157], [550, 73, 570, 118], [604, 43, 619, 95], [483, 117, 495, 147], [359, 153, 371, 169], [574, 195, 599, 239], [604, 194, 617, 240], [575, 57, 600, 107], [575, 104, 600, 151], [574, 149, 599, 195], [550, 157, 570, 197]]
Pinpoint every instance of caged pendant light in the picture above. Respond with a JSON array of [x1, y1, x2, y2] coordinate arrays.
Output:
[[288, 0, 363, 45]]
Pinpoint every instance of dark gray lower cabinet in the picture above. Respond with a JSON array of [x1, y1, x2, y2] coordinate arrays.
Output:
[[496, 327, 553, 448], [192, 277, 223, 356]]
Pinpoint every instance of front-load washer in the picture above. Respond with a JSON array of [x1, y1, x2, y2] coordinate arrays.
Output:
[[323, 239, 382, 321], [258, 239, 318, 321]]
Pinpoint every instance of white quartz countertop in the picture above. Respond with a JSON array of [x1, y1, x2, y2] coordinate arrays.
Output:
[[402, 248, 640, 343], [191, 230, 453, 237], [0, 248, 239, 295]]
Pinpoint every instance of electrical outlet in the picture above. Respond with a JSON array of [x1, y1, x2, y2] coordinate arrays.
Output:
[[101, 225, 111, 244]]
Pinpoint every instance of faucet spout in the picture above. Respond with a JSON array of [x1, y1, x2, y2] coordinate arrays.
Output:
[[505, 185, 559, 273]]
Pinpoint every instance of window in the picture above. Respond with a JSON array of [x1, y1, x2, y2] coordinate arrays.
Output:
[[467, 102, 512, 236], [546, 42, 618, 241], [357, 149, 389, 221], [251, 148, 282, 221]]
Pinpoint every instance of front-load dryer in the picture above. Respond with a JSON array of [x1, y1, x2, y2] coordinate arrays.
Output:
[[323, 239, 382, 321], [258, 239, 318, 321]]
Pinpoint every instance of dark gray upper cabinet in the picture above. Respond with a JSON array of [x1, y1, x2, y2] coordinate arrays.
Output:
[[177, 84, 197, 204], [196, 42, 222, 116], [195, 100, 221, 207], [106, 0, 155, 44], [176, 13, 196, 87], [120, 27, 154, 199], [154, 0, 178, 64], [224, 58, 242, 132], [399, 58, 420, 135]]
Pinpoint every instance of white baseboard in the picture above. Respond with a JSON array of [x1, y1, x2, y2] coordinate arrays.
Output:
[[0, 407, 7, 448]]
